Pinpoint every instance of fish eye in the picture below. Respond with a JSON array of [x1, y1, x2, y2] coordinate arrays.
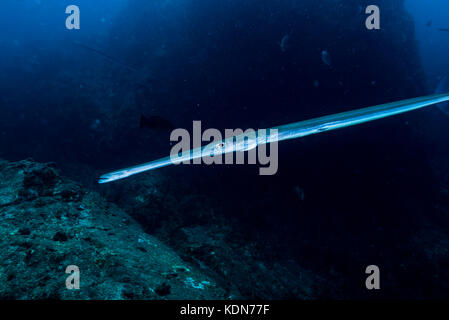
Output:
[[216, 142, 225, 149]]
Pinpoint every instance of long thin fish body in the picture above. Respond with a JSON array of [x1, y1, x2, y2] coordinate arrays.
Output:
[[272, 93, 449, 142], [98, 92, 449, 184]]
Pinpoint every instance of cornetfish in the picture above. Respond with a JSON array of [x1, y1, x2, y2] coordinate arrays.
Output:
[[99, 92, 449, 184]]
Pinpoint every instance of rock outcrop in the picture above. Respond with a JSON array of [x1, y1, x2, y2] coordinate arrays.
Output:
[[0, 159, 227, 299]]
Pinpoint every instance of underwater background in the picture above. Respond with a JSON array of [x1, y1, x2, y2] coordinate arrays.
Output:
[[0, 0, 449, 299]]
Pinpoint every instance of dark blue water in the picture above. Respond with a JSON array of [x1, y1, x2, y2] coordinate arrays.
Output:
[[1, 0, 449, 299], [406, 0, 449, 86]]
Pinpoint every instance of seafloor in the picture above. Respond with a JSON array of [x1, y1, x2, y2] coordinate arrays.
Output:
[[0, 158, 448, 299]]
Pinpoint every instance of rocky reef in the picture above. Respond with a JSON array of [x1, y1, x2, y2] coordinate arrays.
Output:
[[102, 173, 330, 299], [0, 158, 330, 299], [0, 159, 228, 299], [1, 158, 448, 299], [101, 167, 449, 299]]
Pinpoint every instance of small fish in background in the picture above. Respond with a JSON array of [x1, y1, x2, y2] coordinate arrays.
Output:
[[140, 114, 175, 131], [321, 50, 332, 67], [280, 33, 290, 53], [439, 28, 449, 32], [426, 20, 432, 27], [90, 119, 101, 130], [294, 186, 305, 201]]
